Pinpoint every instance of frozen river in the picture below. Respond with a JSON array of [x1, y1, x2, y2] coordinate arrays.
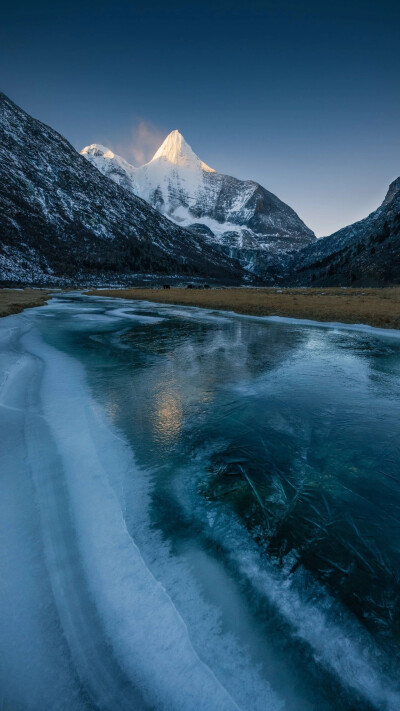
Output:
[[1, 293, 400, 711]]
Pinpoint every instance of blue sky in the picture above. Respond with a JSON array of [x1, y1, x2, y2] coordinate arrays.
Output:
[[1, 0, 399, 236]]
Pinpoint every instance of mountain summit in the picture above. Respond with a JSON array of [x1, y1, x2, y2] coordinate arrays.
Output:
[[82, 131, 315, 272], [150, 130, 215, 172]]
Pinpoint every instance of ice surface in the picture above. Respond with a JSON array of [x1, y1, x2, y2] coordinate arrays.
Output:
[[1, 295, 400, 711], [199, 508, 400, 711], [0, 319, 87, 711], [0, 306, 281, 710], [27, 333, 245, 711]]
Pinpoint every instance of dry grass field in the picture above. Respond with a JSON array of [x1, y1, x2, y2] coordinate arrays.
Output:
[[86, 287, 400, 330], [0, 289, 52, 318]]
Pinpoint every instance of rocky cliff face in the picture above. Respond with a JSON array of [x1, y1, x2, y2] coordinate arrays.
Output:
[[82, 131, 315, 272], [0, 94, 244, 285], [283, 177, 400, 286]]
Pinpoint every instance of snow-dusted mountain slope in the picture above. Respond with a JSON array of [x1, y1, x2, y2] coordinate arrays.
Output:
[[282, 176, 400, 286], [81, 144, 139, 194], [0, 93, 244, 284], [81, 131, 316, 267]]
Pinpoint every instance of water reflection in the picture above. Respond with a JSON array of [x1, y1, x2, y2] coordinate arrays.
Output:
[[36, 295, 400, 711], [152, 380, 183, 445]]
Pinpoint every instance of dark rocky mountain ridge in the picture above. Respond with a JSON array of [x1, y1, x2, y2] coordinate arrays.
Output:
[[0, 93, 245, 285], [280, 177, 400, 286], [1, 91, 398, 289]]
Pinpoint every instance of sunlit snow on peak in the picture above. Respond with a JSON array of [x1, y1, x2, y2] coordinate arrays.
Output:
[[80, 130, 315, 259], [150, 129, 215, 172], [80, 144, 115, 160]]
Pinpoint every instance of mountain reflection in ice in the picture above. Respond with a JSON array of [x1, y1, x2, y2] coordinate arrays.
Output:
[[152, 380, 183, 445], [0, 293, 400, 711]]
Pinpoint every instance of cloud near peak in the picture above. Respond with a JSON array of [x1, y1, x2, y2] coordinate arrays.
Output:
[[129, 120, 166, 166]]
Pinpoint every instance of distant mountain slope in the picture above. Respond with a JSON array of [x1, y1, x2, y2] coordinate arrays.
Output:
[[283, 177, 400, 286], [0, 93, 244, 285], [81, 131, 315, 271]]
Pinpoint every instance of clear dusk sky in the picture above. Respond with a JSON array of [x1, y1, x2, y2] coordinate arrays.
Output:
[[1, 0, 399, 236]]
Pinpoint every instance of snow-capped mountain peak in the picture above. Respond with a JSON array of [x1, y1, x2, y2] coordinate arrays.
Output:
[[80, 143, 138, 192], [81, 130, 316, 272], [0, 91, 242, 283], [149, 129, 215, 172], [81, 144, 116, 160]]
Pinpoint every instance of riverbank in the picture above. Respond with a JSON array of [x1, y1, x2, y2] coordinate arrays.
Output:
[[85, 287, 400, 330], [0, 289, 53, 318]]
